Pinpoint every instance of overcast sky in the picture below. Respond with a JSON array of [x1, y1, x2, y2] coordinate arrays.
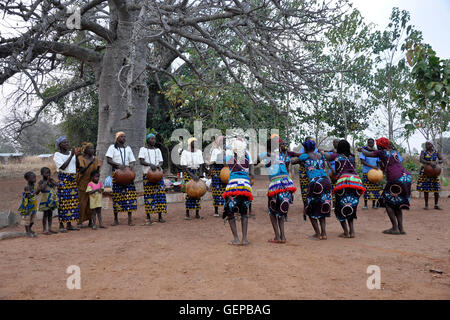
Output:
[[352, 0, 450, 59], [351, 0, 449, 152]]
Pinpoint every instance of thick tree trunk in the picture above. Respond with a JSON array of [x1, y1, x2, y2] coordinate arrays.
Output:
[[96, 14, 148, 187]]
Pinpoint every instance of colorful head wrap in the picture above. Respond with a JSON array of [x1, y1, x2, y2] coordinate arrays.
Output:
[[270, 133, 280, 140], [146, 133, 156, 141], [81, 142, 94, 154], [55, 136, 67, 151], [302, 139, 316, 152], [115, 131, 125, 142], [376, 137, 390, 150]]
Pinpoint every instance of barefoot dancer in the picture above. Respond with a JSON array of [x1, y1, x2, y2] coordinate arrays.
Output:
[[417, 141, 444, 210], [106, 132, 138, 226], [139, 132, 167, 225], [222, 138, 254, 245], [208, 136, 227, 217], [18, 172, 40, 238], [260, 137, 297, 243], [180, 137, 205, 220], [298, 137, 318, 208], [359, 137, 412, 235], [37, 167, 58, 235], [322, 140, 366, 238], [53, 136, 81, 232], [292, 140, 332, 240], [360, 138, 382, 209]]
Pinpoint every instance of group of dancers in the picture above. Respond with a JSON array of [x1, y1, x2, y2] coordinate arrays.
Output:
[[17, 131, 444, 245]]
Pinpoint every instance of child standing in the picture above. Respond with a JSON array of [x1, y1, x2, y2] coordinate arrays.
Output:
[[86, 170, 106, 230], [18, 172, 40, 238], [38, 167, 59, 235]]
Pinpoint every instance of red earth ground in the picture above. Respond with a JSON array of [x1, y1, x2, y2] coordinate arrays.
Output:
[[0, 176, 449, 299]]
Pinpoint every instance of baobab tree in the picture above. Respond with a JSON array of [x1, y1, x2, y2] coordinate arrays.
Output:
[[0, 0, 348, 177]]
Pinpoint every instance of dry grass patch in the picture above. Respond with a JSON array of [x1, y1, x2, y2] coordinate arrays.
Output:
[[0, 156, 56, 179]]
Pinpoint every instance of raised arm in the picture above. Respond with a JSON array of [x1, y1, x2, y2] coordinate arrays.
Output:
[[357, 147, 377, 158]]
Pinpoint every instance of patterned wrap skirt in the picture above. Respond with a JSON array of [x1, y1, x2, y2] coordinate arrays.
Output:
[[211, 164, 226, 207], [18, 191, 37, 226], [333, 175, 365, 222], [222, 176, 253, 219], [143, 174, 167, 215], [362, 173, 382, 200], [298, 164, 309, 205], [112, 177, 137, 213], [304, 176, 332, 220], [183, 170, 201, 210], [57, 172, 80, 222], [416, 166, 440, 192], [267, 175, 296, 218], [381, 174, 412, 210], [39, 188, 59, 212]]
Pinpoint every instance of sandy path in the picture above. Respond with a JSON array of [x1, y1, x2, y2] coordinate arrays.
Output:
[[0, 194, 449, 299]]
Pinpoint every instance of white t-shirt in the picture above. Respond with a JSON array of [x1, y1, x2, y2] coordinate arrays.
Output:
[[138, 147, 163, 174], [105, 145, 136, 166], [53, 152, 77, 174], [210, 148, 225, 164], [180, 149, 204, 169]]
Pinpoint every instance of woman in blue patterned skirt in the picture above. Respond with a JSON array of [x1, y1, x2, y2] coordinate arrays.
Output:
[[417, 141, 444, 210], [139, 132, 167, 225], [53, 136, 81, 232], [105, 132, 138, 226], [293, 140, 332, 240], [180, 137, 205, 220], [208, 136, 227, 217]]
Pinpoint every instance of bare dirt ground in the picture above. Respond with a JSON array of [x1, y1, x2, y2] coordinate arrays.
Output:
[[0, 176, 449, 300]]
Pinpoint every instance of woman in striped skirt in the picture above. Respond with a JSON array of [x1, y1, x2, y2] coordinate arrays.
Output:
[[260, 137, 297, 243], [53, 136, 81, 232], [105, 132, 138, 226], [209, 136, 227, 217], [223, 138, 254, 245], [139, 133, 167, 225], [322, 140, 366, 238]]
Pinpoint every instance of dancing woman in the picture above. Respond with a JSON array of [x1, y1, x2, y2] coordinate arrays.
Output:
[[359, 137, 412, 235], [292, 139, 332, 240], [321, 140, 366, 238], [259, 137, 297, 243], [222, 138, 254, 245]]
